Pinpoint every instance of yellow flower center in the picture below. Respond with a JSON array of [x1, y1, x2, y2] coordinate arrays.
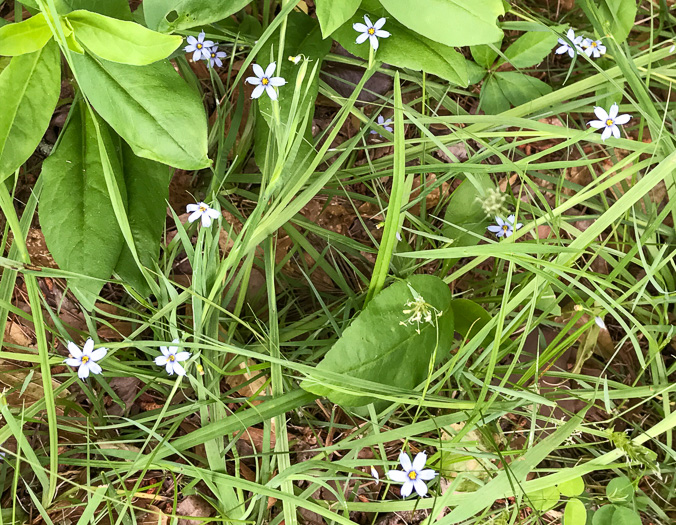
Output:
[[81, 356, 89, 364], [199, 205, 207, 212], [502, 224, 509, 231], [169, 355, 175, 362], [606, 119, 614, 126], [262, 77, 269, 85], [591, 41, 597, 47], [211, 52, 216, 58], [408, 471, 417, 480], [197, 43, 202, 49], [368, 27, 375, 35]]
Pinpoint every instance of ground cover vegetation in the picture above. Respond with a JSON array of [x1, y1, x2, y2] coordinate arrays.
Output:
[[0, 0, 675, 523]]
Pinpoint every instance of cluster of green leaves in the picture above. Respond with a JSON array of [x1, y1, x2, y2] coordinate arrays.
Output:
[[0, 0, 209, 306]]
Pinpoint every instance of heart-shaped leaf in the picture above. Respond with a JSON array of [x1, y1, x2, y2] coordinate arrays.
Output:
[[301, 275, 454, 406]]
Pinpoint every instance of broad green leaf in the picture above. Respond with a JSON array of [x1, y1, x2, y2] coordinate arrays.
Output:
[[605, 476, 634, 503], [558, 476, 585, 497], [499, 30, 559, 68], [526, 485, 560, 512], [114, 143, 171, 294], [301, 275, 454, 407], [598, 0, 636, 44], [380, 0, 504, 47], [480, 74, 509, 114], [449, 299, 491, 342], [315, 0, 361, 38], [592, 505, 641, 525], [71, 52, 210, 170], [470, 39, 502, 69], [0, 40, 60, 181], [40, 101, 127, 309], [55, 0, 132, 19], [334, 10, 468, 86], [494, 71, 552, 107], [466, 59, 487, 84], [143, 0, 251, 32], [442, 174, 496, 251], [66, 10, 182, 65], [563, 498, 587, 525], [0, 13, 52, 56]]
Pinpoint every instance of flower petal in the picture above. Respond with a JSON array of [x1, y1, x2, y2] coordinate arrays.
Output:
[[363, 15, 373, 27], [370, 34, 379, 50], [398, 451, 412, 471], [614, 114, 631, 125], [375, 30, 390, 39], [266, 85, 278, 100], [566, 28, 576, 40], [206, 208, 220, 219], [593, 106, 609, 121], [356, 32, 369, 45], [186, 203, 199, 212], [413, 479, 428, 497], [155, 355, 168, 366], [612, 125, 620, 139], [172, 361, 186, 376], [251, 84, 266, 99], [487, 225, 502, 233], [374, 17, 387, 30], [412, 452, 427, 472], [78, 363, 90, 380], [165, 361, 174, 375], [186, 35, 197, 45], [67, 341, 82, 358], [188, 210, 202, 223], [65, 357, 81, 367], [353, 23, 367, 32], [588, 120, 605, 129], [418, 469, 437, 481], [507, 214, 515, 224], [269, 76, 286, 87], [88, 361, 102, 375], [192, 50, 201, 62], [252, 63, 264, 78], [601, 126, 612, 141], [245, 76, 262, 86], [197, 31, 205, 42], [83, 338, 94, 355], [386, 470, 409, 483], [265, 62, 277, 78], [609, 103, 619, 119], [90, 347, 107, 362], [200, 214, 212, 227], [554, 45, 569, 55], [495, 216, 505, 226], [174, 351, 191, 362], [400, 480, 414, 498]]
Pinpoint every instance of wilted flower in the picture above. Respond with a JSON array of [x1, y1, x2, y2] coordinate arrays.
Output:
[[386, 451, 437, 498], [399, 288, 441, 334], [487, 215, 522, 238], [245, 63, 286, 100], [154, 339, 191, 376], [186, 202, 220, 227], [184, 31, 214, 62], [583, 38, 606, 58], [555, 28, 583, 58], [353, 15, 390, 51], [370, 115, 393, 136], [595, 316, 607, 330], [288, 54, 303, 65], [371, 466, 380, 485], [588, 103, 631, 141], [64, 338, 107, 380], [207, 46, 227, 68]]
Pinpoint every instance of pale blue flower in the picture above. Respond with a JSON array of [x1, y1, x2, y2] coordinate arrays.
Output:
[[154, 339, 191, 376], [370, 115, 393, 136], [555, 28, 583, 58], [186, 202, 220, 227], [588, 104, 631, 141], [184, 31, 214, 62], [353, 15, 390, 51], [64, 338, 107, 380], [245, 63, 286, 100], [207, 46, 227, 68], [582, 38, 606, 58], [386, 451, 436, 498], [487, 215, 522, 238]]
